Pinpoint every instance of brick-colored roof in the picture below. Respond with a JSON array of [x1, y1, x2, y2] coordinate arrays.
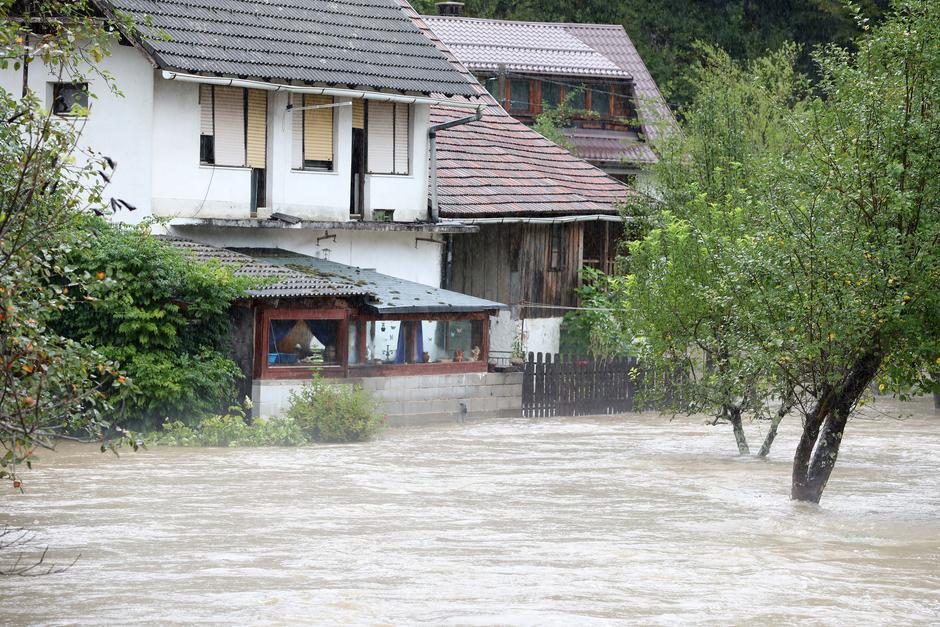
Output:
[[561, 128, 659, 165], [422, 16, 676, 145], [432, 102, 637, 217]]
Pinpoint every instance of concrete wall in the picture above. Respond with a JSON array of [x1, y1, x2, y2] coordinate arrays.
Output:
[[488, 310, 563, 356], [172, 225, 442, 286], [252, 371, 523, 426], [0, 44, 155, 223]]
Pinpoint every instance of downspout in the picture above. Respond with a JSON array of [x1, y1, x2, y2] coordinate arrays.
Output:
[[429, 105, 484, 222]]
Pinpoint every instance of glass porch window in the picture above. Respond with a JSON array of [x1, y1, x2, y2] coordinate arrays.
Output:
[[267, 318, 340, 367], [356, 319, 485, 365]]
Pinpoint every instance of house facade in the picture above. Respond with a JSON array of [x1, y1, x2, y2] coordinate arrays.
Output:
[[423, 4, 675, 185], [2, 0, 641, 417]]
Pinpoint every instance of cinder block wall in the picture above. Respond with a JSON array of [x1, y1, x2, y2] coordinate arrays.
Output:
[[252, 372, 523, 426]]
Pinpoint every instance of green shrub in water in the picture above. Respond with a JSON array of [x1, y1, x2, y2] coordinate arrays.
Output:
[[147, 399, 306, 447], [285, 375, 384, 443]]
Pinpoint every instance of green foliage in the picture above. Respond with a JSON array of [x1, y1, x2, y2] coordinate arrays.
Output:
[[285, 375, 385, 443], [560, 267, 635, 357], [531, 87, 593, 149], [147, 400, 307, 447], [0, 1, 136, 486], [52, 219, 253, 430], [603, 0, 940, 500]]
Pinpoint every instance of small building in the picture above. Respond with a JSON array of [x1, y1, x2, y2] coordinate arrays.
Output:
[[423, 5, 675, 184], [162, 238, 516, 423], [406, 9, 641, 356]]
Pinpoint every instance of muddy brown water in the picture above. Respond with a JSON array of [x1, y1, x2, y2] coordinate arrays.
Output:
[[1, 398, 938, 625]]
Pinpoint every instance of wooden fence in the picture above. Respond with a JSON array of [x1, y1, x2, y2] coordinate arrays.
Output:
[[522, 352, 640, 417]]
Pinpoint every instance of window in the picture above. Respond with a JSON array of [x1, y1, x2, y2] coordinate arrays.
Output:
[[549, 224, 565, 271], [290, 93, 334, 171], [52, 82, 88, 116], [509, 79, 531, 113], [590, 85, 610, 117], [199, 85, 267, 168], [567, 84, 586, 110], [541, 80, 561, 109], [268, 318, 341, 367], [354, 319, 485, 365], [367, 101, 410, 175]]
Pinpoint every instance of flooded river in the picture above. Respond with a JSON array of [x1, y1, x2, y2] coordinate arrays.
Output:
[[2, 399, 939, 625]]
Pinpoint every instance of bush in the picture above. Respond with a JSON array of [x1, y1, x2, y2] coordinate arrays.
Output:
[[285, 375, 384, 443], [51, 218, 254, 429], [147, 400, 307, 447]]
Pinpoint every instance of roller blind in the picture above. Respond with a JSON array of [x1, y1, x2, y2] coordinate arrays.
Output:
[[246, 89, 267, 169], [367, 101, 394, 174], [199, 84, 213, 136], [351, 98, 365, 130], [303, 94, 333, 163], [213, 85, 245, 167], [290, 93, 303, 169], [393, 103, 410, 174]]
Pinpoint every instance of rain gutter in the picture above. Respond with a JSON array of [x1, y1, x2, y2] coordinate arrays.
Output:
[[160, 70, 483, 109], [428, 106, 485, 222]]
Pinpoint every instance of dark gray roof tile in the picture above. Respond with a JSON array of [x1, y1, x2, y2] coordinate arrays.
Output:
[[104, 0, 480, 96]]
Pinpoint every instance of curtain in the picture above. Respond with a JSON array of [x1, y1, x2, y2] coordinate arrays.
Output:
[[394, 322, 406, 364], [305, 320, 337, 350], [268, 319, 295, 352]]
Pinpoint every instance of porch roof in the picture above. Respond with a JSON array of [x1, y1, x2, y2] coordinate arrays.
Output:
[[236, 248, 506, 315], [159, 236, 369, 299]]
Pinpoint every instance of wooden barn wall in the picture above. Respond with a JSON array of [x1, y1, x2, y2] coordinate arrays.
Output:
[[448, 224, 582, 319]]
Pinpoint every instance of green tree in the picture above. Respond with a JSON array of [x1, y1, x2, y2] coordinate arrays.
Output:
[[53, 219, 252, 430], [0, 0, 131, 486], [608, 0, 940, 503], [604, 46, 809, 455]]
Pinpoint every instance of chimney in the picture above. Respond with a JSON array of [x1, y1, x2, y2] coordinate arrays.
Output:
[[435, 2, 464, 16]]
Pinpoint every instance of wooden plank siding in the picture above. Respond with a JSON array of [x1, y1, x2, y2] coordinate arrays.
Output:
[[448, 224, 583, 318]]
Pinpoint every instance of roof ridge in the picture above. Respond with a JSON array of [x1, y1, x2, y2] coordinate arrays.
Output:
[[423, 15, 626, 31]]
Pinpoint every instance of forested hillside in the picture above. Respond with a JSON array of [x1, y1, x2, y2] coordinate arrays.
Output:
[[414, 0, 890, 108]]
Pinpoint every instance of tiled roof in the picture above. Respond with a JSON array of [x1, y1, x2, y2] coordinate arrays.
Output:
[[422, 16, 676, 143], [399, 7, 638, 217], [561, 128, 659, 165], [101, 0, 479, 97], [431, 103, 636, 217], [243, 249, 506, 314], [421, 16, 630, 78], [565, 24, 675, 144], [158, 236, 369, 299]]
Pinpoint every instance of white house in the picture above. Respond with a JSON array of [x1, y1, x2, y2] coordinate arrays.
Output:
[[1, 0, 488, 288]]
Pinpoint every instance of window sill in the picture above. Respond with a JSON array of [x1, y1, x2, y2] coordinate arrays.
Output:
[[290, 168, 338, 175], [199, 164, 251, 172]]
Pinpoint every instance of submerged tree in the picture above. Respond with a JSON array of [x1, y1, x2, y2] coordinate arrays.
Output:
[[765, 0, 940, 502], [607, 45, 809, 456], [603, 0, 940, 503]]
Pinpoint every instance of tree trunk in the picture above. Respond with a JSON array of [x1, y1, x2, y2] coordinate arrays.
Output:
[[757, 397, 793, 458], [726, 405, 750, 455], [791, 349, 882, 503]]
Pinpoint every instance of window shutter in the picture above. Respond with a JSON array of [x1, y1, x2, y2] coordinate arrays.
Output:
[[213, 86, 245, 167], [199, 84, 213, 136], [351, 99, 365, 130], [290, 93, 303, 169], [367, 101, 393, 174], [393, 103, 410, 174], [303, 94, 333, 163], [246, 89, 267, 169]]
